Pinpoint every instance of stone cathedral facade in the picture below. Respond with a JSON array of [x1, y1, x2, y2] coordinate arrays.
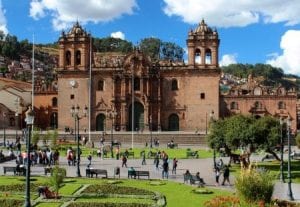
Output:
[[56, 21, 220, 132]]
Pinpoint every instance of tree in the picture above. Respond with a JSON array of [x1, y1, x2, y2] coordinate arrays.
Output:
[[139, 37, 161, 61], [160, 41, 184, 61], [208, 115, 281, 164], [49, 165, 66, 198], [50, 130, 58, 150], [93, 37, 133, 53]]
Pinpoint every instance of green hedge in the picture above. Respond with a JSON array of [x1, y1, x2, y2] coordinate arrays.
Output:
[[0, 183, 44, 192], [83, 185, 154, 196], [67, 202, 151, 207]]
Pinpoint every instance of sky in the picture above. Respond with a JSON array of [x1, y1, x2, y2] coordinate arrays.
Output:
[[1, 0, 300, 75]]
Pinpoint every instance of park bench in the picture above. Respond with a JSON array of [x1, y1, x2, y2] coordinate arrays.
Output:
[[0, 155, 16, 163], [190, 175, 205, 187], [186, 150, 199, 158], [121, 151, 134, 158], [44, 167, 52, 175], [3, 165, 26, 175], [128, 170, 150, 179], [167, 143, 178, 149], [86, 168, 108, 178]]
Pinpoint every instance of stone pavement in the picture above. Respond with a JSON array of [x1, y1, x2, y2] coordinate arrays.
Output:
[[0, 149, 299, 203]]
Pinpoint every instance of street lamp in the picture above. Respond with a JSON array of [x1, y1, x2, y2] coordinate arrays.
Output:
[[70, 105, 88, 177], [2, 112, 6, 147], [286, 116, 294, 201], [15, 97, 20, 142], [107, 108, 117, 158], [209, 110, 216, 169], [25, 105, 34, 207], [279, 117, 285, 183], [149, 116, 153, 148]]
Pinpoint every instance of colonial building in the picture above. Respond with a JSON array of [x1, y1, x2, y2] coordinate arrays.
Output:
[[220, 74, 297, 130], [56, 20, 220, 132]]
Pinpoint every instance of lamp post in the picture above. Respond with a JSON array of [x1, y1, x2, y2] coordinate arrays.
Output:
[[25, 105, 34, 207], [149, 116, 153, 148], [107, 109, 117, 158], [286, 116, 294, 201], [70, 105, 88, 177], [279, 117, 285, 183], [209, 110, 216, 169], [15, 97, 20, 142]]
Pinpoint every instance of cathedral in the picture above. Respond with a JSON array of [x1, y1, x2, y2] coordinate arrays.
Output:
[[56, 20, 220, 132]]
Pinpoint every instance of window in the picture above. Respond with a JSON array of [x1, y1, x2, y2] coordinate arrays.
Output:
[[278, 101, 286, 109], [254, 87, 262, 95], [195, 48, 201, 64], [98, 80, 104, 91], [134, 77, 140, 91], [200, 93, 205, 99], [230, 102, 238, 110], [65, 51, 71, 66], [171, 79, 178, 90], [205, 49, 211, 64], [70, 94, 74, 100], [76, 50, 81, 65], [52, 97, 58, 107]]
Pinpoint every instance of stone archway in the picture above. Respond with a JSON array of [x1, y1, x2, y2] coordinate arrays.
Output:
[[168, 113, 179, 131], [128, 102, 144, 131], [96, 113, 106, 131]]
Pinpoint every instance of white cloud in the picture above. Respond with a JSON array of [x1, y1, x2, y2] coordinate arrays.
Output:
[[220, 54, 237, 66], [29, 0, 137, 31], [111, 31, 125, 40], [0, 0, 8, 34], [163, 0, 300, 27], [266, 30, 300, 75]]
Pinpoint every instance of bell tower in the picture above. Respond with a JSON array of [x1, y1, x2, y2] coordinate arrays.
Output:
[[187, 20, 220, 68], [58, 21, 91, 70]]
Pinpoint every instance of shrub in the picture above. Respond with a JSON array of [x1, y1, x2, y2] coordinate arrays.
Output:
[[192, 188, 213, 194], [235, 164, 275, 204], [0, 199, 24, 207], [204, 196, 240, 207], [296, 133, 300, 149], [49, 165, 66, 196]]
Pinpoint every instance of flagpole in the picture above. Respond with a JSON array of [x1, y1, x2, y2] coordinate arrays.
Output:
[[88, 34, 92, 142], [32, 34, 35, 110], [131, 60, 134, 149]]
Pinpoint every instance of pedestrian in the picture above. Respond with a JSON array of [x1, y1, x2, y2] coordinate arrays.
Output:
[[122, 155, 127, 168], [222, 165, 230, 185], [172, 158, 178, 174], [215, 167, 220, 186], [87, 153, 92, 168], [141, 151, 146, 165], [162, 160, 169, 179], [154, 154, 160, 170]]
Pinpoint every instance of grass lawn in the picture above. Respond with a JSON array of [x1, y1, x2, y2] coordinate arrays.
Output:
[[0, 176, 232, 207], [230, 160, 300, 183]]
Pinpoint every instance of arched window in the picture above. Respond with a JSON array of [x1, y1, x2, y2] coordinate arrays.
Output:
[[205, 49, 211, 64], [52, 97, 58, 107], [76, 50, 81, 65], [230, 102, 238, 110], [195, 48, 201, 64], [65, 51, 71, 66], [278, 87, 285, 95], [168, 114, 179, 131], [98, 80, 104, 91], [278, 101, 286, 109], [254, 101, 262, 109], [171, 79, 178, 90], [254, 87, 262, 95], [134, 77, 140, 91]]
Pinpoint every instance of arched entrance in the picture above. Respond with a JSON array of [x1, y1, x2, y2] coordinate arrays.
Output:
[[168, 114, 179, 131], [128, 102, 144, 131], [96, 114, 106, 131]]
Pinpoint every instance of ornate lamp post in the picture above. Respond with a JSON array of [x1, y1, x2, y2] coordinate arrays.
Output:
[[70, 105, 88, 177], [286, 116, 294, 201], [209, 110, 216, 169], [279, 117, 285, 183], [107, 108, 117, 158], [149, 116, 153, 148], [25, 105, 34, 207]]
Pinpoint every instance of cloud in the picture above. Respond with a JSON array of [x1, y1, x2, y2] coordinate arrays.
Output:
[[29, 0, 137, 31], [220, 54, 237, 66], [163, 0, 300, 27], [0, 0, 8, 34], [266, 30, 300, 75], [111, 31, 125, 40]]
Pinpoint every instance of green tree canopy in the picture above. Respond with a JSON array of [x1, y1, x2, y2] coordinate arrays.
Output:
[[93, 37, 133, 53]]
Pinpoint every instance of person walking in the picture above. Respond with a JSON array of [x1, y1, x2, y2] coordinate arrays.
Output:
[[154, 154, 160, 171], [87, 153, 92, 168], [222, 165, 230, 185], [141, 151, 146, 165], [122, 155, 127, 168], [172, 158, 178, 174], [162, 159, 169, 179], [215, 167, 220, 186]]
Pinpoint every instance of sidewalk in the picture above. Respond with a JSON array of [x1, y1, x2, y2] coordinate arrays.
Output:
[[273, 182, 300, 202]]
